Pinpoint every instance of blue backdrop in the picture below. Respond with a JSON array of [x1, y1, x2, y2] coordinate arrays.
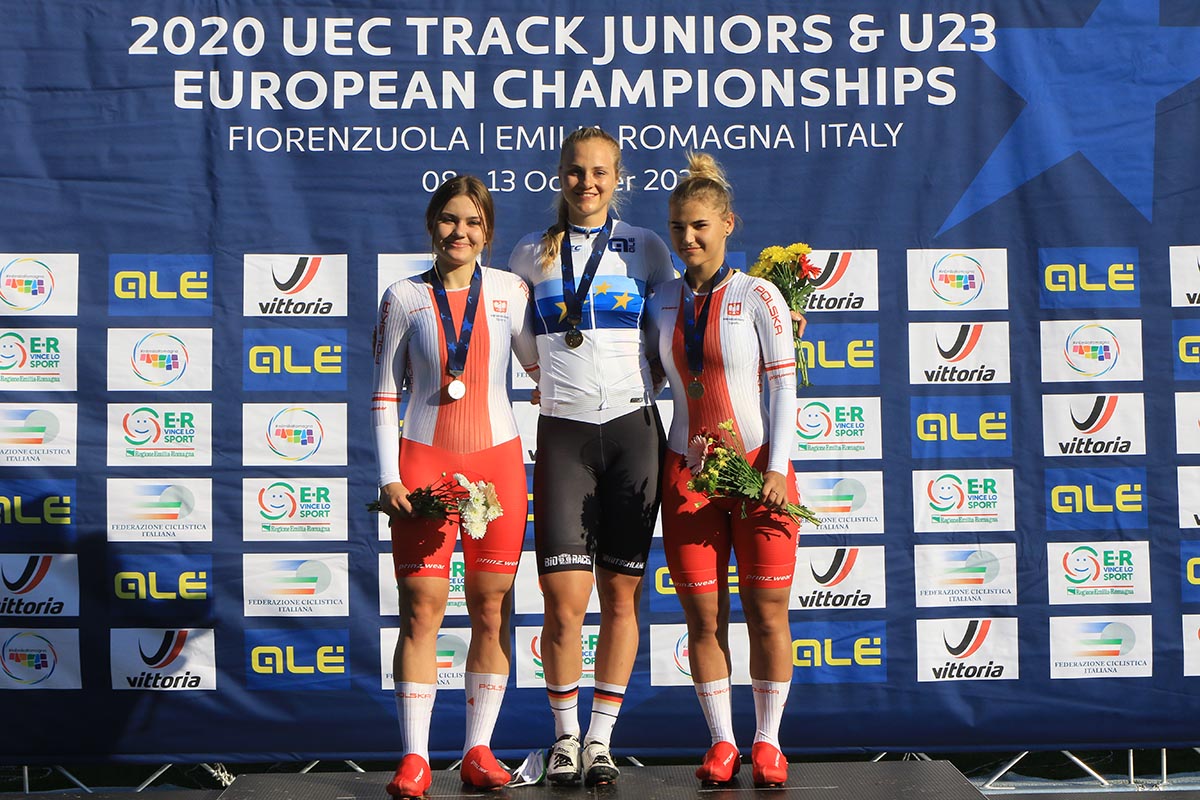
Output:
[[3, 0, 1200, 763]]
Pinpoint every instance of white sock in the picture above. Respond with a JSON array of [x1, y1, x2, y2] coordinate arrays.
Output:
[[695, 678, 737, 746], [547, 681, 580, 738], [751, 679, 790, 748], [395, 682, 437, 760], [583, 681, 626, 747], [463, 672, 507, 752]]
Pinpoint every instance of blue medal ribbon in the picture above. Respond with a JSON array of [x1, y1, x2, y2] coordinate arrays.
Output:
[[425, 263, 482, 378], [559, 216, 613, 332], [681, 263, 731, 378]]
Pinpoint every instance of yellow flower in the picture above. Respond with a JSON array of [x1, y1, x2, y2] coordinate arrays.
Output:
[[757, 245, 788, 264], [717, 419, 735, 433], [785, 242, 812, 258], [748, 260, 771, 278]]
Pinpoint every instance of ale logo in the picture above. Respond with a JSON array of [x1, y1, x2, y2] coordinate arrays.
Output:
[[0, 258, 54, 312], [266, 407, 324, 461], [130, 332, 188, 387], [930, 253, 984, 306], [1064, 324, 1119, 377]]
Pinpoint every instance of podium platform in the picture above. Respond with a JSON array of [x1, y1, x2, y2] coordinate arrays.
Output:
[[217, 761, 986, 800]]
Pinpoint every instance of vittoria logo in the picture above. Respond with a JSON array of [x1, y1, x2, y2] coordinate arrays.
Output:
[[244, 254, 347, 317], [916, 618, 1017, 681], [1042, 393, 1144, 457], [111, 628, 217, 690], [792, 546, 882, 610]]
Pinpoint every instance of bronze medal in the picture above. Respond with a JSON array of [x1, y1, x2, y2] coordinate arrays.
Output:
[[687, 378, 705, 399]]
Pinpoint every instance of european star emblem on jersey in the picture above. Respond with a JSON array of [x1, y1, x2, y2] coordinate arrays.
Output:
[[938, 0, 1200, 236]]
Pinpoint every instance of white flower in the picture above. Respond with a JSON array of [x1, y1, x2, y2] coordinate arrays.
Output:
[[686, 435, 710, 475], [453, 473, 503, 539]]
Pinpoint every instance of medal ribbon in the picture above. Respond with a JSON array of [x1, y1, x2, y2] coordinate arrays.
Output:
[[682, 263, 731, 378], [426, 263, 482, 378], [559, 216, 613, 332]]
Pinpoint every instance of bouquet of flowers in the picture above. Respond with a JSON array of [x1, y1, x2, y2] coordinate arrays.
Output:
[[368, 473, 503, 540], [749, 242, 820, 387], [686, 421, 820, 527]]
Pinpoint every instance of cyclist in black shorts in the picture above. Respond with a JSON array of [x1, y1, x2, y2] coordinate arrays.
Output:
[[507, 126, 674, 786]]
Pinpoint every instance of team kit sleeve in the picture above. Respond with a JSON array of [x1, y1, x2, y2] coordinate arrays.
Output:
[[644, 230, 677, 291], [508, 273, 540, 380], [752, 278, 799, 477], [371, 283, 411, 488]]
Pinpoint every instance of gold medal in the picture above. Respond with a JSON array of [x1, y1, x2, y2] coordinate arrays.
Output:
[[565, 328, 584, 349], [687, 378, 705, 399]]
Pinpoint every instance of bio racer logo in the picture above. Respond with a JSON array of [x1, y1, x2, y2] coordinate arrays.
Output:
[[930, 253, 984, 306], [0, 257, 54, 312], [266, 407, 324, 461]]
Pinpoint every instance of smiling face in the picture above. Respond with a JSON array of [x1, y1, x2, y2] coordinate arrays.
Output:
[[558, 138, 619, 228], [430, 193, 487, 275], [668, 197, 734, 279]]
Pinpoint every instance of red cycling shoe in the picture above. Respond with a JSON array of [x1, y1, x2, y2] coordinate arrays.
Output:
[[751, 742, 788, 787], [386, 754, 432, 799], [695, 741, 741, 784], [460, 745, 511, 790]]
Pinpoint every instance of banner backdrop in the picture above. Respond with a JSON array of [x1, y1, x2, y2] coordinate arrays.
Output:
[[3, 0, 1200, 763]]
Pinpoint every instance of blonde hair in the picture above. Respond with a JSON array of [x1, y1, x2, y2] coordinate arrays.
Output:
[[670, 152, 734, 220], [538, 126, 624, 272]]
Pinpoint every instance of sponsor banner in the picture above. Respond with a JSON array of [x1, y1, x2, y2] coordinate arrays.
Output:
[[0, 479, 75, 542], [1041, 393, 1145, 457], [243, 328, 347, 391], [793, 397, 882, 460], [1180, 542, 1200, 604], [1045, 467, 1147, 531], [243, 477, 347, 541], [381, 626, 473, 691], [913, 469, 1015, 532], [0, 328, 76, 391], [916, 617, 1019, 682], [111, 554, 212, 617], [515, 625, 600, 689], [906, 249, 1008, 311], [1170, 245, 1200, 308], [0, 254, 79, 316], [1176, 319, 1200, 381], [797, 323, 878, 385], [792, 546, 885, 611], [803, 249, 879, 313], [242, 403, 347, 466], [791, 620, 887, 683], [513, 551, 599, 615], [245, 629, 349, 690], [0, 404, 77, 466], [1040, 319, 1143, 382], [514, 400, 540, 465], [0, 628, 81, 689], [110, 628, 217, 690], [794, 471, 884, 534], [1176, 393, 1200, 454], [0, 554, 79, 617], [1047, 541, 1151, 605], [106, 328, 213, 391], [242, 554, 349, 617], [107, 403, 211, 466], [243, 254, 347, 317], [1182, 469, 1200, 529], [1184, 615, 1200, 676], [907, 321, 1010, 385], [107, 478, 213, 542], [1049, 615, 1152, 679], [648, 548, 741, 613], [109, 254, 213, 317], [1039, 247, 1139, 309], [910, 395, 1011, 459], [649, 623, 752, 687], [913, 544, 1018, 607], [378, 552, 468, 617]]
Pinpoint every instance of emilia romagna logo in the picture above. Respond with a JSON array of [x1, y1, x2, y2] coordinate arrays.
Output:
[[929, 253, 984, 306], [130, 332, 188, 387], [266, 407, 324, 461], [1, 631, 57, 684], [0, 257, 54, 312]]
